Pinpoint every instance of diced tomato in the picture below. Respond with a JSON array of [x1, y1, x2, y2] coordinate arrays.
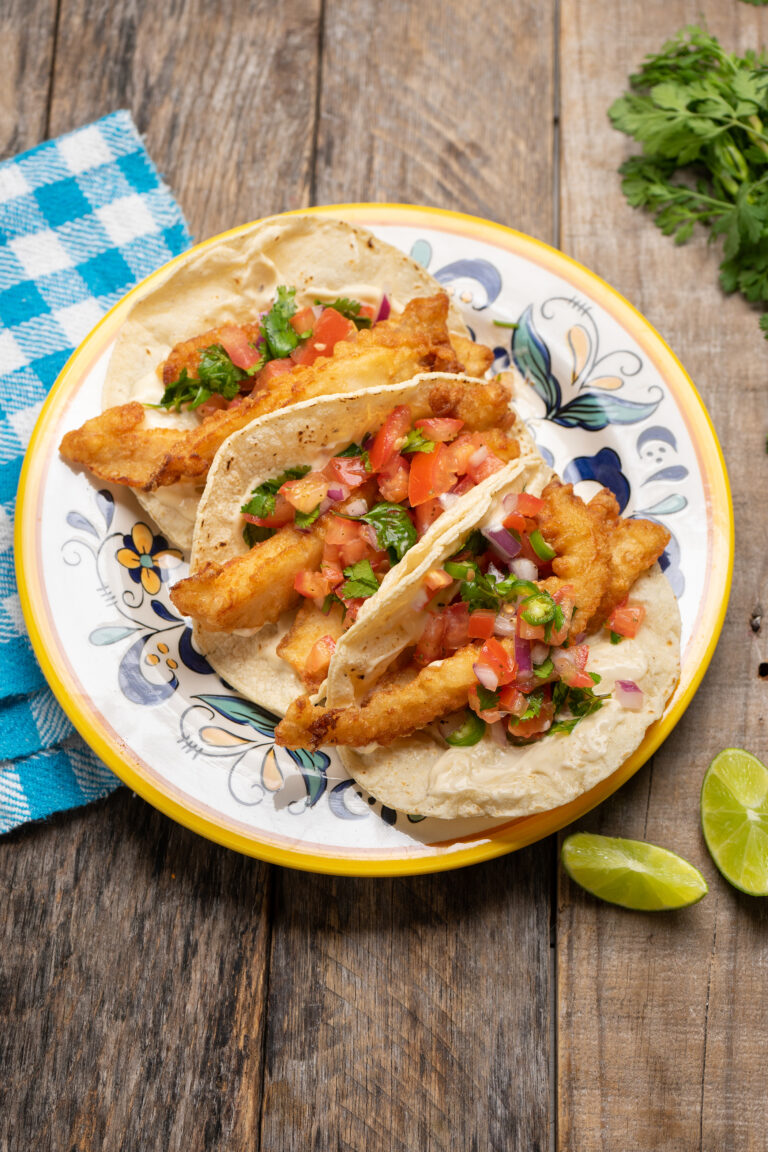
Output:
[[414, 497, 443, 536], [218, 324, 262, 371], [338, 595, 364, 626], [517, 615, 546, 642], [442, 602, 470, 650], [498, 685, 529, 717], [509, 701, 555, 740], [516, 493, 544, 516], [279, 471, 329, 514], [377, 453, 410, 502], [478, 637, 516, 686], [359, 304, 376, 321], [502, 511, 528, 534], [552, 646, 592, 688], [468, 685, 502, 723], [451, 475, 476, 497], [607, 600, 646, 639], [414, 615, 445, 666], [294, 570, 332, 599], [424, 569, 453, 592], [290, 307, 356, 367], [408, 443, 455, 506], [369, 406, 412, 472], [304, 634, 336, 679], [320, 560, 344, 587], [445, 433, 478, 477], [467, 610, 496, 640], [244, 492, 294, 528], [339, 536, 370, 566], [325, 516, 359, 547], [545, 586, 575, 647], [197, 394, 229, 418], [327, 455, 369, 489], [468, 450, 506, 484], [257, 358, 295, 387], [413, 417, 464, 443], [289, 306, 317, 336]]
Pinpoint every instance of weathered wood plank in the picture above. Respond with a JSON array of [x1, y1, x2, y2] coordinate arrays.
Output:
[[48, 0, 323, 239], [0, 0, 57, 158], [263, 4, 558, 1149], [558, 4, 768, 1149]]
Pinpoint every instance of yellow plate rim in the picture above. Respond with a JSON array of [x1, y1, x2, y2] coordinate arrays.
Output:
[[15, 202, 733, 876]]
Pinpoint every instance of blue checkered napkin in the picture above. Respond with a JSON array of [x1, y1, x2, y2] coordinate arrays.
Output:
[[0, 111, 192, 833]]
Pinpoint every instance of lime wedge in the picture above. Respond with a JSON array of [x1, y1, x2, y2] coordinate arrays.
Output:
[[700, 748, 768, 896], [561, 832, 708, 910]]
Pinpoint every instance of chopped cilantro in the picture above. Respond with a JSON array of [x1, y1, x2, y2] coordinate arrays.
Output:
[[321, 592, 343, 615], [361, 502, 418, 562], [154, 344, 246, 412], [340, 559, 379, 599], [240, 465, 310, 520], [549, 681, 607, 736], [610, 630, 623, 645], [243, 522, 273, 548], [509, 691, 544, 725], [534, 657, 554, 680], [475, 684, 501, 711], [463, 529, 487, 556], [295, 505, 322, 529], [337, 442, 371, 470], [400, 427, 437, 455], [317, 297, 373, 329], [261, 286, 300, 359]]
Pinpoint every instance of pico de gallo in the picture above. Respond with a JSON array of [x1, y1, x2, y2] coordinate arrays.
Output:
[[239, 402, 517, 680], [153, 288, 383, 415], [405, 490, 649, 747]]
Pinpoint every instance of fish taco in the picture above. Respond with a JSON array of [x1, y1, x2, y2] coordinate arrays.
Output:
[[60, 214, 489, 548], [169, 372, 542, 713], [275, 465, 680, 819]]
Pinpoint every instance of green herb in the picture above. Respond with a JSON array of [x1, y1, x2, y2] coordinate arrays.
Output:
[[458, 567, 505, 613], [549, 681, 607, 735], [400, 427, 437, 455], [317, 297, 373, 329], [492, 319, 519, 329], [534, 656, 554, 680], [243, 522, 273, 548], [444, 710, 486, 746], [474, 684, 501, 711], [510, 691, 544, 725], [610, 630, 624, 645], [295, 505, 322, 529], [609, 25, 768, 339], [340, 558, 379, 599], [336, 442, 371, 469], [154, 344, 247, 411], [240, 465, 310, 520], [262, 286, 300, 359], [589, 672, 602, 685], [361, 502, 418, 562], [463, 529, 487, 555], [321, 593, 343, 615]]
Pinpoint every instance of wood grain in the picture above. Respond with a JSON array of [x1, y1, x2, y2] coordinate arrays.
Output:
[[0, 0, 58, 158], [558, 3, 768, 1149]]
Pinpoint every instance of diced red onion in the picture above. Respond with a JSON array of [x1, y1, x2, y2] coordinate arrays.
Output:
[[482, 526, 521, 561], [344, 498, 368, 517], [316, 497, 333, 515], [515, 636, 532, 673], [439, 492, 460, 511], [473, 663, 499, 692], [494, 613, 517, 638], [502, 492, 519, 515], [571, 631, 586, 645], [326, 483, 350, 502], [311, 304, 324, 319], [615, 679, 644, 710], [361, 524, 379, 549], [469, 445, 488, 470], [376, 294, 391, 322], [531, 641, 549, 664], [511, 557, 538, 582], [491, 720, 508, 748]]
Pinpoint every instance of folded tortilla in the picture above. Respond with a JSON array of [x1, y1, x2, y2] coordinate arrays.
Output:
[[323, 467, 681, 819], [187, 374, 543, 714], [102, 214, 468, 547]]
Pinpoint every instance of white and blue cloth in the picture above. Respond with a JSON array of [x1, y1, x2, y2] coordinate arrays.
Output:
[[0, 111, 191, 833]]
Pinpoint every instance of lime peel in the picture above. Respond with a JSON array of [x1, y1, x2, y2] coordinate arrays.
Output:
[[561, 831, 708, 911], [701, 748, 768, 897]]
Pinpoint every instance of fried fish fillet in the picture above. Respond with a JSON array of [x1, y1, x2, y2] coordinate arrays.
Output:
[[60, 294, 476, 492], [276, 600, 346, 691], [276, 639, 510, 749], [538, 480, 669, 635]]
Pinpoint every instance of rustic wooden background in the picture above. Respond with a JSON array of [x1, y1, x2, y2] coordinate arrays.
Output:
[[2, 1, 767, 1149]]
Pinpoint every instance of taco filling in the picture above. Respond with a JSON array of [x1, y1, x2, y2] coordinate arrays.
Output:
[[275, 479, 670, 750]]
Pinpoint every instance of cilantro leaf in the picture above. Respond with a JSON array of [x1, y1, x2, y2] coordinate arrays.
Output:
[[261, 286, 299, 359], [240, 465, 310, 520], [295, 505, 322, 529], [337, 442, 371, 469], [549, 682, 607, 736], [361, 502, 418, 562], [243, 522, 274, 547], [154, 344, 247, 412], [475, 685, 501, 711], [610, 630, 624, 645], [317, 297, 373, 329], [400, 428, 437, 455], [340, 559, 379, 599]]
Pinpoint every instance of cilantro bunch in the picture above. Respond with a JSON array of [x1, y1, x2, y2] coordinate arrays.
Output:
[[608, 25, 768, 339]]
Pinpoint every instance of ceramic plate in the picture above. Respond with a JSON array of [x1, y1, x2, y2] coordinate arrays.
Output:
[[16, 204, 733, 875]]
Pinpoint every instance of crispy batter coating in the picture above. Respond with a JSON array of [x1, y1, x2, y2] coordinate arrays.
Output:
[[161, 321, 263, 386], [538, 480, 669, 634], [277, 638, 518, 749], [59, 293, 469, 491], [170, 522, 326, 631], [427, 377, 514, 431], [276, 600, 345, 690], [449, 333, 493, 378], [59, 402, 182, 489]]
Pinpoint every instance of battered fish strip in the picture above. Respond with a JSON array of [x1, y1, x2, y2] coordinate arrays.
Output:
[[60, 294, 474, 492], [276, 600, 345, 691], [172, 522, 326, 632], [537, 480, 669, 635], [276, 640, 514, 750]]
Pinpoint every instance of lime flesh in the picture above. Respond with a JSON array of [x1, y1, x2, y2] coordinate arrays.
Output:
[[561, 832, 708, 911], [701, 748, 768, 897]]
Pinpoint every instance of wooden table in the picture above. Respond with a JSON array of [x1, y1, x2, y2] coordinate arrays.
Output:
[[3, 2, 767, 1148]]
